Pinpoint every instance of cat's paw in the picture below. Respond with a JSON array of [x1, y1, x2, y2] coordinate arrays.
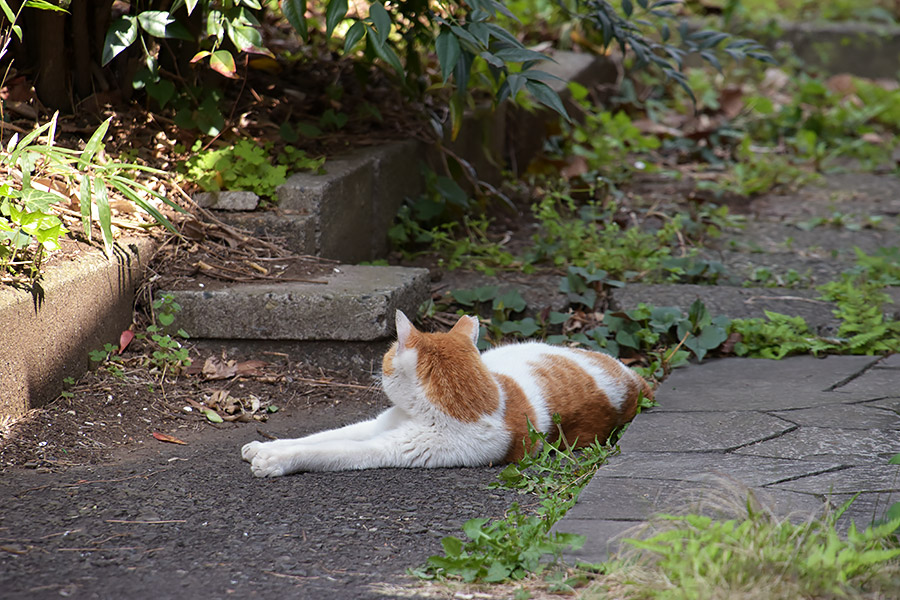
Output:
[[241, 440, 262, 462], [250, 451, 287, 478]]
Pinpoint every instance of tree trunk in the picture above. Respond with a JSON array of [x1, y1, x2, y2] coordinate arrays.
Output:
[[34, 9, 69, 110], [71, 0, 91, 98]]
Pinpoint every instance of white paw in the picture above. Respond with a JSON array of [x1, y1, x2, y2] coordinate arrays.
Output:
[[250, 449, 287, 478], [241, 440, 262, 462]]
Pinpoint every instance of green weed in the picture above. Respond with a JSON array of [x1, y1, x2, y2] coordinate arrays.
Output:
[[594, 492, 900, 600], [417, 420, 616, 583], [731, 257, 900, 358], [138, 293, 191, 374], [181, 139, 323, 200]]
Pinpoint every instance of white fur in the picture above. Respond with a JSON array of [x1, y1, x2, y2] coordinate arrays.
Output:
[[242, 311, 510, 477]]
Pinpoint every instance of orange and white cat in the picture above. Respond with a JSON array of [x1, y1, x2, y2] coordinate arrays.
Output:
[[241, 310, 651, 477]]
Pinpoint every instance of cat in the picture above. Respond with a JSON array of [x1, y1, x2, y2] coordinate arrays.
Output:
[[241, 310, 652, 477]]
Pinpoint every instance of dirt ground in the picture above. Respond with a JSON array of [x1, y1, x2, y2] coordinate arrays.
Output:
[[0, 346, 523, 599]]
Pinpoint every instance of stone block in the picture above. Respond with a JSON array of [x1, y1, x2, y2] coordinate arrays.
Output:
[[363, 140, 427, 258], [776, 22, 900, 78], [0, 237, 154, 419], [216, 211, 316, 256], [277, 152, 376, 263], [163, 265, 430, 342], [194, 191, 260, 211]]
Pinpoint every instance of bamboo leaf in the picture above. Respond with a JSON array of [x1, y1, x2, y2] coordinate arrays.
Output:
[[80, 117, 111, 169], [368, 1, 391, 46], [93, 178, 114, 257], [79, 175, 92, 241]]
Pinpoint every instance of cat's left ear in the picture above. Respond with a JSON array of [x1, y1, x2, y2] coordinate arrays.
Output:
[[395, 310, 415, 349], [450, 314, 480, 347]]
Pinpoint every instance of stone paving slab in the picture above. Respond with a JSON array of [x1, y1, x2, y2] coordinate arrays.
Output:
[[830, 367, 900, 399], [770, 465, 900, 494], [877, 354, 900, 369], [567, 476, 826, 523], [651, 355, 878, 411], [594, 453, 845, 487], [770, 402, 900, 429], [164, 265, 429, 341], [617, 411, 795, 453], [556, 354, 900, 564], [734, 428, 900, 463]]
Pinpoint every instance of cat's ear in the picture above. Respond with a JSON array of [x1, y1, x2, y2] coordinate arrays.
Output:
[[450, 314, 480, 347], [395, 310, 415, 349]]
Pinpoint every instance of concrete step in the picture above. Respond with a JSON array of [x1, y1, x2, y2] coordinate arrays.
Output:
[[215, 139, 426, 263], [161, 265, 430, 373]]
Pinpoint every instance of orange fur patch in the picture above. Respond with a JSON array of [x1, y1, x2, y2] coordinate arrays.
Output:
[[416, 330, 499, 422], [498, 374, 537, 463], [382, 343, 397, 377], [531, 354, 620, 448], [576, 349, 650, 425]]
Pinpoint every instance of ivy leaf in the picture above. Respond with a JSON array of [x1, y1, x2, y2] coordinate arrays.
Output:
[[102, 16, 137, 66], [209, 49, 238, 78], [136, 10, 175, 38]]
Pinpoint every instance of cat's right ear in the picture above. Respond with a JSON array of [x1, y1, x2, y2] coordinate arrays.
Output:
[[395, 310, 414, 349], [450, 314, 480, 347]]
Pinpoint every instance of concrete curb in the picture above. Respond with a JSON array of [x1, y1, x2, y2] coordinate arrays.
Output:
[[0, 238, 155, 418]]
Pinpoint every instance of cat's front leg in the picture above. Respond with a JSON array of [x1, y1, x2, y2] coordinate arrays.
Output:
[[241, 407, 408, 463], [246, 424, 436, 476]]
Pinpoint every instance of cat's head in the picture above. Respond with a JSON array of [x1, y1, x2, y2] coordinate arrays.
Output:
[[381, 311, 497, 421]]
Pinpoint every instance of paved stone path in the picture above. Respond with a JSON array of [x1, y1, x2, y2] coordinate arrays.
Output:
[[557, 353, 900, 562]]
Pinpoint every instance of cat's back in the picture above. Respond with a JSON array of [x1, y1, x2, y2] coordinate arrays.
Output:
[[482, 342, 650, 452]]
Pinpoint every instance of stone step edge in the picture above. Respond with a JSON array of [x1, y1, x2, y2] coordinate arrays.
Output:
[[161, 264, 430, 342]]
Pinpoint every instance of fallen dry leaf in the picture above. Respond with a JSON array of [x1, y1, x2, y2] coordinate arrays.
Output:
[[207, 389, 231, 410], [152, 432, 188, 445], [202, 356, 238, 380], [235, 360, 268, 377], [119, 330, 135, 354]]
